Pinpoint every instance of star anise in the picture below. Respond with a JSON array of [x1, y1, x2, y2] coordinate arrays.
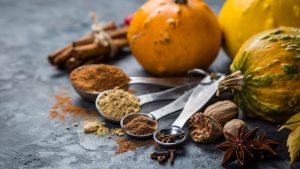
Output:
[[216, 127, 258, 166], [216, 127, 278, 166], [248, 132, 278, 159]]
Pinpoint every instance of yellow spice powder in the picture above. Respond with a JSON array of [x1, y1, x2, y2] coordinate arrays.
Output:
[[98, 88, 140, 121]]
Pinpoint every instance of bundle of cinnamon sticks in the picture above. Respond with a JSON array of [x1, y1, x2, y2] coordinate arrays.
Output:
[[48, 21, 128, 71]]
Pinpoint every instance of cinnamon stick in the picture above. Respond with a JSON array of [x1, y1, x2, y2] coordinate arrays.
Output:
[[73, 35, 94, 47], [53, 45, 74, 65], [73, 22, 118, 47], [73, 43, 109, 61], [100, 21, 117, 31], [48, 21, 116, 64], [66, 57, 83, 70], [82, 55, 106, 65], [107, 26, 128, 39], [73, 38, 127, 61], [48, 44, 72, 64], [48, 20, 128, 70], [113, 38, 128, 48]]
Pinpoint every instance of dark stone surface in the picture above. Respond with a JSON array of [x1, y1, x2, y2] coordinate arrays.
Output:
[[0, 0, 298, 168]]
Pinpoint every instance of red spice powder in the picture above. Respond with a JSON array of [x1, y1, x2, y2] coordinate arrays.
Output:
[[49, 89, 99, 121]]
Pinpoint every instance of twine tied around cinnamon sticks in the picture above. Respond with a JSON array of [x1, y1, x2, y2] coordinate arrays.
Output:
[[90, 12, 118, 58], [48, 12, 128, 71]]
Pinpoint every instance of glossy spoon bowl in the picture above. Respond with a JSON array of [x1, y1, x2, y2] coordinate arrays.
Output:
[[153, 127, 186, 148]]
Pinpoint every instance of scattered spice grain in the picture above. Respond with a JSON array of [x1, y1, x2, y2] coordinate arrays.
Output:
[[111, 128, 125, 136], [73, 121, 78, 127], [83, 121, 101, 133], [83, 120, 124, 137]]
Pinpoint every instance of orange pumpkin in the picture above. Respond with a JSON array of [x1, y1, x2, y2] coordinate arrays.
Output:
[[127, 0, 221, 76]]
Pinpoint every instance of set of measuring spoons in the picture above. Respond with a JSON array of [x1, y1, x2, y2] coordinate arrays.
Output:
[[72, 69, 225, 147]]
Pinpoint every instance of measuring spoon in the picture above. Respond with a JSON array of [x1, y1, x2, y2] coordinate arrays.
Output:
[[153, 74, 225, 147], [119, 75, 213, 138], [95, 80, 207, 123], [71, 76, 202, 102], [70, 65, 210, 102]]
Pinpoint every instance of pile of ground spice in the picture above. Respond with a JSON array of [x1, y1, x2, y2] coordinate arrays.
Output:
[[70, 64, 130, 92], [49, 89, 99, 121], [98, 88, 140, 121], [83, 120, 124, 137], [115, 138, 154, 154], [123, 115, 157, 135]]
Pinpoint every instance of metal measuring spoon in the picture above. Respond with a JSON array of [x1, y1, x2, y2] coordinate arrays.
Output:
[[95, 80, 205, 123], [153, 74, 225, 148], [70, 65, 208, 102], [119, 75, 213, 138], [71, 76, 202, 102]]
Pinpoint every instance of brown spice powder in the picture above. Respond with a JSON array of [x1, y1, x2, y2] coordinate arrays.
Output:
[[50, 110, 65, 121], [70, 64, 130, 92], [123, 116, 157, 135], [49, 89, 99, 121], [115, 138, 154, 154]]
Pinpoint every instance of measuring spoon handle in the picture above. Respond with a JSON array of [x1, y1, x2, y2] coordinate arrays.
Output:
[[138, 81, 200, 105], [148, 75, 212, 120], [171, 75, 225, 129], [149, 89, 193, 120], [129, 77, 202, 87]]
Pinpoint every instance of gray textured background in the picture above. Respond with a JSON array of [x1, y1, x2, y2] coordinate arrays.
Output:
[[0, 0, 298, 168]]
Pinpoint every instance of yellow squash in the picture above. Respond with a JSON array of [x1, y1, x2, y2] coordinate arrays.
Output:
[[219, 0, 300, 58], [128, 0, 221, 76], [219, 27, 300, 123]]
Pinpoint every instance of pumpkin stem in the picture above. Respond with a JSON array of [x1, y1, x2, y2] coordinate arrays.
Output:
[[217, 71, 245, 96], [174, 0, 187, 4]]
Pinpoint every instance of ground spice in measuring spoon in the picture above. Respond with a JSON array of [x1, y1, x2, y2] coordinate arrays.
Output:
[[70, 64, 130, 93], [98, 88, 140, 121], [123, 115, 157, 135]]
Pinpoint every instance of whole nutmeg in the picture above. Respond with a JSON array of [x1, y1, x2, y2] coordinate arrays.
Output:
[[188, 113, 222, 143], [204, 100, 238, 126], [223, 119, 247, 137]]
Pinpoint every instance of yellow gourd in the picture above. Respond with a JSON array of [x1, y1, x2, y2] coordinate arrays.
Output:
[[219, 0, 300, 58], [128, 0, 221, 76], [219, 27, 300, 123]]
